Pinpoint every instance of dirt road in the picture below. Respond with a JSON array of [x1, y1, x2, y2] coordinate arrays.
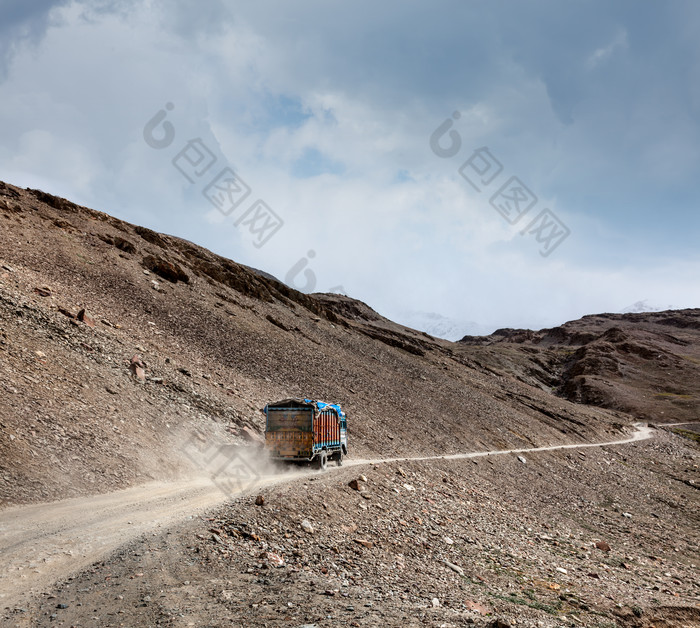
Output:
[[350, 422, 655, 465], [0, 471, 307, 610], [0, 423, 654, 610]]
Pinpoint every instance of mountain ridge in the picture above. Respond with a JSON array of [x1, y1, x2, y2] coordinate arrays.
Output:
[[1, 179, 697, 506]]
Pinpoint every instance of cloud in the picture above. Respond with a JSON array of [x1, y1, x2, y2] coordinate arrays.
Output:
[[586, 29, 628, 69], [0, 1, 71, 78], [0, 0, 698, 331]]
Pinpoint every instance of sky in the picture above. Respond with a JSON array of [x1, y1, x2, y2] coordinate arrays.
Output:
[[1, 0, 698, 335]]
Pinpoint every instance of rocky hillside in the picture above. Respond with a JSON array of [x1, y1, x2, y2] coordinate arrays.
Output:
[[1, 181, 699, 627], [15, 427, 700, 628], [0, 179, 693, 508], [458, 311, 700, 424]]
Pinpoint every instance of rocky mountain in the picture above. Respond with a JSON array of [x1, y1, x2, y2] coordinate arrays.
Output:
[[0, 180, 698, 627], [1, 179, 633, 506], [458, 310, 700, 424]]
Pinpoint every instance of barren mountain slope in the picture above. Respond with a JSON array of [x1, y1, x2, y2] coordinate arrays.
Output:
[[458, 311, 700, 423], [0, 181, 628, 506], [1, 182, 699, 627]]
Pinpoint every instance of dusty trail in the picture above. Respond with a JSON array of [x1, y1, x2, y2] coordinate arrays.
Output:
[[348, 422, 655, 466], [0, 471, 304, 609], [0, 423, 655, 609]]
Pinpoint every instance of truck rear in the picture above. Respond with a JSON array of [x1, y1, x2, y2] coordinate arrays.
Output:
[[263, 399, 347, 470]]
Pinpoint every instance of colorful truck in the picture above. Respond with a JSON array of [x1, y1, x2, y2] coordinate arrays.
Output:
[[263, 399, 348, 470]]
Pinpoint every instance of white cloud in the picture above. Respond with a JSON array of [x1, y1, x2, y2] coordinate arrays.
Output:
[[586, 29, 628, 70], [0, 0, 698, 332]]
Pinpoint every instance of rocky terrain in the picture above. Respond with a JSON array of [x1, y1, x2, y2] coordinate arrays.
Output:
[[459, 312, 700, 424], [0, 180, 698, 627], [0, 180, 636, 506]]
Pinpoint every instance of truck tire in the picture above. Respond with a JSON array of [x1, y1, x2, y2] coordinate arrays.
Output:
[[316, 451, 327, 471], [335, 451, 343, 467]]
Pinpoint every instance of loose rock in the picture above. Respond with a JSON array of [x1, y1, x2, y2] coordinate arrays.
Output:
[[129, 355, 146, 382], [595, 540, 611, 552], [300, 519, 314, 534], [77, 309, 95, 328], [443, 560, 464, 576]]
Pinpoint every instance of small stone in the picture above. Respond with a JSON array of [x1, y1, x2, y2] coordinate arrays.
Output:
[[77, 309, 95, 328], [266, 552, 284, 567], [255, 495, 265, 506], [301, 519, 314, 534], [622, 512, 632, 518], [348, 479, 363, 491], [354, 539, 373, 549], [402, 483, 415, 492], [431, 597, 440, 608], [443, 560, 464, 576], [465, 600, 491, 615], [595, 540, 611, 552], [443, 536, 454, 545], [517, 456, 527, 464], [58, 306, 76, 319], [556, 567, 567, 574], [34, 350, 46, 359], [129, 355, 146, 382], [358, 474, 368, 482], [56, 604, 69, 609]]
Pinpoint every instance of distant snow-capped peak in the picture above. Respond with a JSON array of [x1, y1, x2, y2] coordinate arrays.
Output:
[[393, 310, 494, 341], [620, 299, 678, 314]]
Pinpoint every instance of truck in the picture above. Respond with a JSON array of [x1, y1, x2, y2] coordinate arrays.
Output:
[[263, 398, 347, 470]]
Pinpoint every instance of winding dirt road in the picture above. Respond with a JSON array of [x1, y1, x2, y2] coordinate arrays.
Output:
[[0, 423, 654, 610]]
